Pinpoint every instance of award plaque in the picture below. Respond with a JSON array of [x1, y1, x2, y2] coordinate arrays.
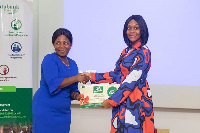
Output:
[[79, 83, 120, 108]]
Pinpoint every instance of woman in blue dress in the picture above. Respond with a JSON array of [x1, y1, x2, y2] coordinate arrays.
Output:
[[32, 28, 89, 133]]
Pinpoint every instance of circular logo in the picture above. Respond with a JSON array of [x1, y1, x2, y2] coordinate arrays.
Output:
[[0, 65, 9, 75], [11, 19, 22, 30], [11, 42, 22, 53], [107, 86, 117, 96]]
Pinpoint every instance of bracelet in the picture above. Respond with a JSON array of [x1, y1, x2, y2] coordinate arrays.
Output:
[[73, 93, 79, 100]]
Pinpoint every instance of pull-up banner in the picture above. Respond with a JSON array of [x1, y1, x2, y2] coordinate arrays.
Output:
[[0, 0, 33, 132]]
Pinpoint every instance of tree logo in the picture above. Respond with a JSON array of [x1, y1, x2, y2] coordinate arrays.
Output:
[[11, 19, 22, 30]]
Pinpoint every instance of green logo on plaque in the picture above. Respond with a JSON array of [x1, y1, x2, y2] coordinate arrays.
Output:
[[11, 19, 22, 30], [82, 86, 85, 88], [93, 86, 103, 93], [107, 86, 117, 96]]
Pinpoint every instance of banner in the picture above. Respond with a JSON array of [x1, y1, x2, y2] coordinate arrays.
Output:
[[0, 0, 33, 132]]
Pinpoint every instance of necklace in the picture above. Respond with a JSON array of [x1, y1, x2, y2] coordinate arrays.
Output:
[[58, 56, 70, 67]]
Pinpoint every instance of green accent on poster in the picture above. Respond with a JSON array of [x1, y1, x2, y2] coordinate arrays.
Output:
[[0, 88, 32, 126], [0, 86, 16, 92]]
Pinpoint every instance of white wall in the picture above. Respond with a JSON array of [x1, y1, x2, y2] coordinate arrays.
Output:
[[34, 0, 200, 110], [150, 85, 200, 109], [32, 0, 39, 95], [33, 0, 64, 94], [33, 0, 200, 133]]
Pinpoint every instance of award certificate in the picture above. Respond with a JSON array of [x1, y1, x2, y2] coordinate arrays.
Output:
[[79, 83, 120, 108]]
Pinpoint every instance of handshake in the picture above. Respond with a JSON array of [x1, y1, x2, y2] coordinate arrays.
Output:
[[77, 73, 91, 84], [76, 72, 112, 108]]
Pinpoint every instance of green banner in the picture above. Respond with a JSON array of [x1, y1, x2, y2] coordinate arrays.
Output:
[[0, 88, 32, 131], [0, 88, 32, 124], [0, 0, 33, 132]]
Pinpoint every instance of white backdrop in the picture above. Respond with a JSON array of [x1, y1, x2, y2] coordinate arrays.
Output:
[[64, 0, 200, 87], [36, 0, 200, 109]]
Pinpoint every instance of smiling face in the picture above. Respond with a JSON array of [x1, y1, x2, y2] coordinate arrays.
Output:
[[53, 35, 72, 57], [126, 19, 141, 47]]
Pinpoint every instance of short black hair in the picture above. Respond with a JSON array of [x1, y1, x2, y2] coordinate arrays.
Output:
[[123, 15, 149, 47], [52, 28, 73, 44]]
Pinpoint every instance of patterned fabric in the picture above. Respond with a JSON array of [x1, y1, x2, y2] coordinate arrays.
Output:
[[91, 42, 154, 133]]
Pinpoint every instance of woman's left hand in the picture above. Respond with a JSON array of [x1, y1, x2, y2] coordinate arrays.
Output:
[[102, 99, 112, 108], [76, 94, 83, 101]]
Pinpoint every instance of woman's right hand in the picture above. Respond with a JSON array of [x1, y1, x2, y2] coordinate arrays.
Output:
[[77, 73, 90, 84], [83, 73, 91, 79]]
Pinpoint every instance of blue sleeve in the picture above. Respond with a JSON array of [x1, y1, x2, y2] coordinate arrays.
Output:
[[92, 66, 121, 84], [41, 55, 64, 95]]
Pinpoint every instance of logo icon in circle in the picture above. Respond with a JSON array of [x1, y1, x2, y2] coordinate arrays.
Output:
[[11, 42, 22, 53], [107, 86, 117, 96], [11, 19, 22, 30], [0, 65, 9, 75]]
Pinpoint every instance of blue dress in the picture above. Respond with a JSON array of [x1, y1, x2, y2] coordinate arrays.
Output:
[[32, 53, 79, 133]]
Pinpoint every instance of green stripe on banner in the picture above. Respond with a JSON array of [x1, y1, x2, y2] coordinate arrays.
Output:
[[0, 86, 16, 92], [80, 103, 103, 108]]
